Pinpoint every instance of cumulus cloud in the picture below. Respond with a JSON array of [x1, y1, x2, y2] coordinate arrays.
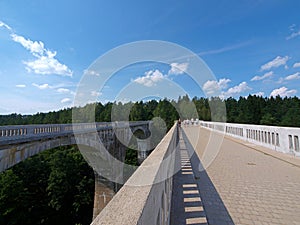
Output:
[[16, 84, 26, 88], [202, 78, 231, 95], [270, 87, 297, 97], [252, 92, 264, 97], [134, 69, 166, 87], [225, 82, 251, 96], [1, 21, 72, 76], [61, 98, 71, 103], [32, 83, 51, 90], [23, 51, 72, 76], [251, 71, 273, 81], [11, 34, 45, 56], [293, 62, 300, 68], [203, 79, 251, 98], [260, 56, 289, 71], [168, 62, 188, 75], [12, 33, 73, 76]]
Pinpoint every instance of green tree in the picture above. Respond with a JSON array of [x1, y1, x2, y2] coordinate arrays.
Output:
[[0, 146, 95, 225], [153, 99, 179, 129]]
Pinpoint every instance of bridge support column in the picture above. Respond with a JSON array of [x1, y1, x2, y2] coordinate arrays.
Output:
[[137, 139, 150, 165], [93, 172, 115, 220]]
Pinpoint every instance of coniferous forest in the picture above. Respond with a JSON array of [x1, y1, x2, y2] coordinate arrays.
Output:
[[0, 95, 300, 225], [0, 95, 299, 127]]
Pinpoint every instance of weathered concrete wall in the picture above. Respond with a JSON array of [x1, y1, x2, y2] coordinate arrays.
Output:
[[93, 173, 116, 219], [0, 122, 149, 172], [0, 136, 76, 172], [185, 120, 300, 157], [91, 123, 179, 225]]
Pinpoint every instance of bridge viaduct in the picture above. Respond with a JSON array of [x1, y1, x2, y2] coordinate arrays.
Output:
[[91, 121, 300, 225], [0, 121, 151, 219], [1, 121, 300, 224]]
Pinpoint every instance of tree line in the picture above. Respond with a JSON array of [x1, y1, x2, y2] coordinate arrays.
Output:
[[0, 95, 299, 128]]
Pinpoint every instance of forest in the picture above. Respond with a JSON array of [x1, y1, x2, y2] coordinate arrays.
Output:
[[0, 95, 300, 128], [0, 95, 300, 225], [0, 146, 95, 225]]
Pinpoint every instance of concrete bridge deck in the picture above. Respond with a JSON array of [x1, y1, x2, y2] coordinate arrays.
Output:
[[181, 125, 300, 225]]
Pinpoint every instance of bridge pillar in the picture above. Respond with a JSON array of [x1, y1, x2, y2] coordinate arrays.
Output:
[[92, 132, 128, 220], [137, 139, 150, 165], [93, 172, 115, 220]]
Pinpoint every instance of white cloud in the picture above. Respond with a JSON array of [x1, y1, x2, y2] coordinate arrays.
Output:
[[61, 98, 71, 103], [57, 88, 70, 93], [251, 71, 273, 81], [11, 34, 45, 56], [270, 87, 297, 97], [84, 69, 100, 76], [91, 91, 102, 97], [285, 72, 300, 81], [16, 84, 26, 88], [286, 30, 300, 40], [225, 82, 251, 96], [203, 80, 251, 99], [293, 62, 300, 68], [0, 21, 12, 30], [5, 26, 72, 76], [252, 92, 264, 97], [168, 62, 188, 75], [286, 24, 300, 40], [278, 72, 300, 83], [260, 56, 289, 71], [23, 50, 72, 76], [202, 78, 231, 95], [134, 69, 166, 87], [32, 83, 51, 90]]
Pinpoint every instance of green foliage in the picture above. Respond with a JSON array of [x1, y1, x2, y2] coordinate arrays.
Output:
[[125, 148, 138, 166], [0, 146, 94, 225], [1, 95, 300, 127], [224, 95, 300, 127], [0, 170, 24, 225], [153, 99, 179, 130]]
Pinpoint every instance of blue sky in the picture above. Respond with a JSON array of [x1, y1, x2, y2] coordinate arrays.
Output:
[[0, 0, 300, 114]]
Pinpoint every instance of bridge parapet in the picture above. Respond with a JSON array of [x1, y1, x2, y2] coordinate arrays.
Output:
[[91, 123, 179, 225], [0, 121, 149, 145], [191, 121, 300, 156], [0, 121, 150, 172]]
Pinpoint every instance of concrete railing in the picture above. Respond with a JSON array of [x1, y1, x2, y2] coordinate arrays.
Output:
[[91, 123, 179, 225], [186, 120, 300, 157], [0, 121, 149, 145]]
